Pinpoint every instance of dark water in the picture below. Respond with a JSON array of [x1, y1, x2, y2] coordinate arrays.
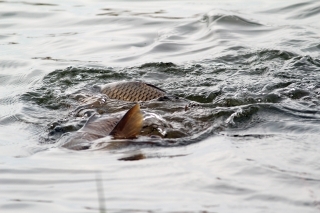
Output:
[[1, 0, 320, 212]]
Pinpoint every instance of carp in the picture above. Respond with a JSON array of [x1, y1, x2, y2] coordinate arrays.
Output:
[[73, 81, 174, 116], [60, 104, 143, 150], [99, 81, 168, 101]]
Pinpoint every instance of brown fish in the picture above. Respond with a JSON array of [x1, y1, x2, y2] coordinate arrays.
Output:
[[100, 81, 167, 102], [72, 81, 174, 116], [60, 103, 143, 150]]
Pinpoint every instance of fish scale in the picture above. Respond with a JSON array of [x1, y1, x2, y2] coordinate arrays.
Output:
[[100, 81, 166, 102]]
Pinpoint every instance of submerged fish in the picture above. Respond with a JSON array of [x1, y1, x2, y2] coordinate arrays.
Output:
[[99, 81, 167, 102], [60, 103, 143, 150]]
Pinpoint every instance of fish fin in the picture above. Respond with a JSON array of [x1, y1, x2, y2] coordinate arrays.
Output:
[[145, 83, 166, 93], [109, 104, 143, 139]]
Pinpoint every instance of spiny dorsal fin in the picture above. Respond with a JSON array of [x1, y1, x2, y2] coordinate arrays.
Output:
[[109, 104, 143, 139]]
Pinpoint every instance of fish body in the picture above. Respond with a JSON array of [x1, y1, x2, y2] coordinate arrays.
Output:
[[100, 81, 167, 102], [59, 82, 180, 150], [73, 81, 175, 117], [60, 104, 143, 150]]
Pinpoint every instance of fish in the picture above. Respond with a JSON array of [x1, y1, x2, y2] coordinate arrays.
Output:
[[60, 103, 143, 150], [99, 81, 167, 102], [72, 81, 176, 117], [58, 81, 185, 150]]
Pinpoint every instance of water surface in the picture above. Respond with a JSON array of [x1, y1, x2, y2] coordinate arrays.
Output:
[[1, 0, 320, 212]]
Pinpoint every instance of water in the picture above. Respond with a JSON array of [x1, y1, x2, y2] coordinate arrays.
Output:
[[1, 0, 320, 212]]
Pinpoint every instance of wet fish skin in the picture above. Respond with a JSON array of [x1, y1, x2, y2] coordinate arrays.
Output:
[[100, 81, 167, 102], [109, 103, 143, 139], [72, 82, 179, 117], [60, 104, 143, 150]]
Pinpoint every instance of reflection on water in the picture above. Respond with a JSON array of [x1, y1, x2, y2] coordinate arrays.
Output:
[[1, 0, 320, 212]]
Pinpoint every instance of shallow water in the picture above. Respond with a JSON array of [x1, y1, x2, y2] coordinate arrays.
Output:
[[1, 0, 320, 212]]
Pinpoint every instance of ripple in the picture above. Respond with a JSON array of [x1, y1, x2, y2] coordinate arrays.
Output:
[[3, 1, 320, 212], [0, 11, 54, 19], [22, 2, 57, 6], [262, 1, 320, 23], [262, 2, 312, 13], [203, 13, 263, 27], [290, 4, 320, 19], [0, 60, 29, 70]]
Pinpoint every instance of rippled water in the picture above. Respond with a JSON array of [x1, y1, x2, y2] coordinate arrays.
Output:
[[1, 0, 320, 212]]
